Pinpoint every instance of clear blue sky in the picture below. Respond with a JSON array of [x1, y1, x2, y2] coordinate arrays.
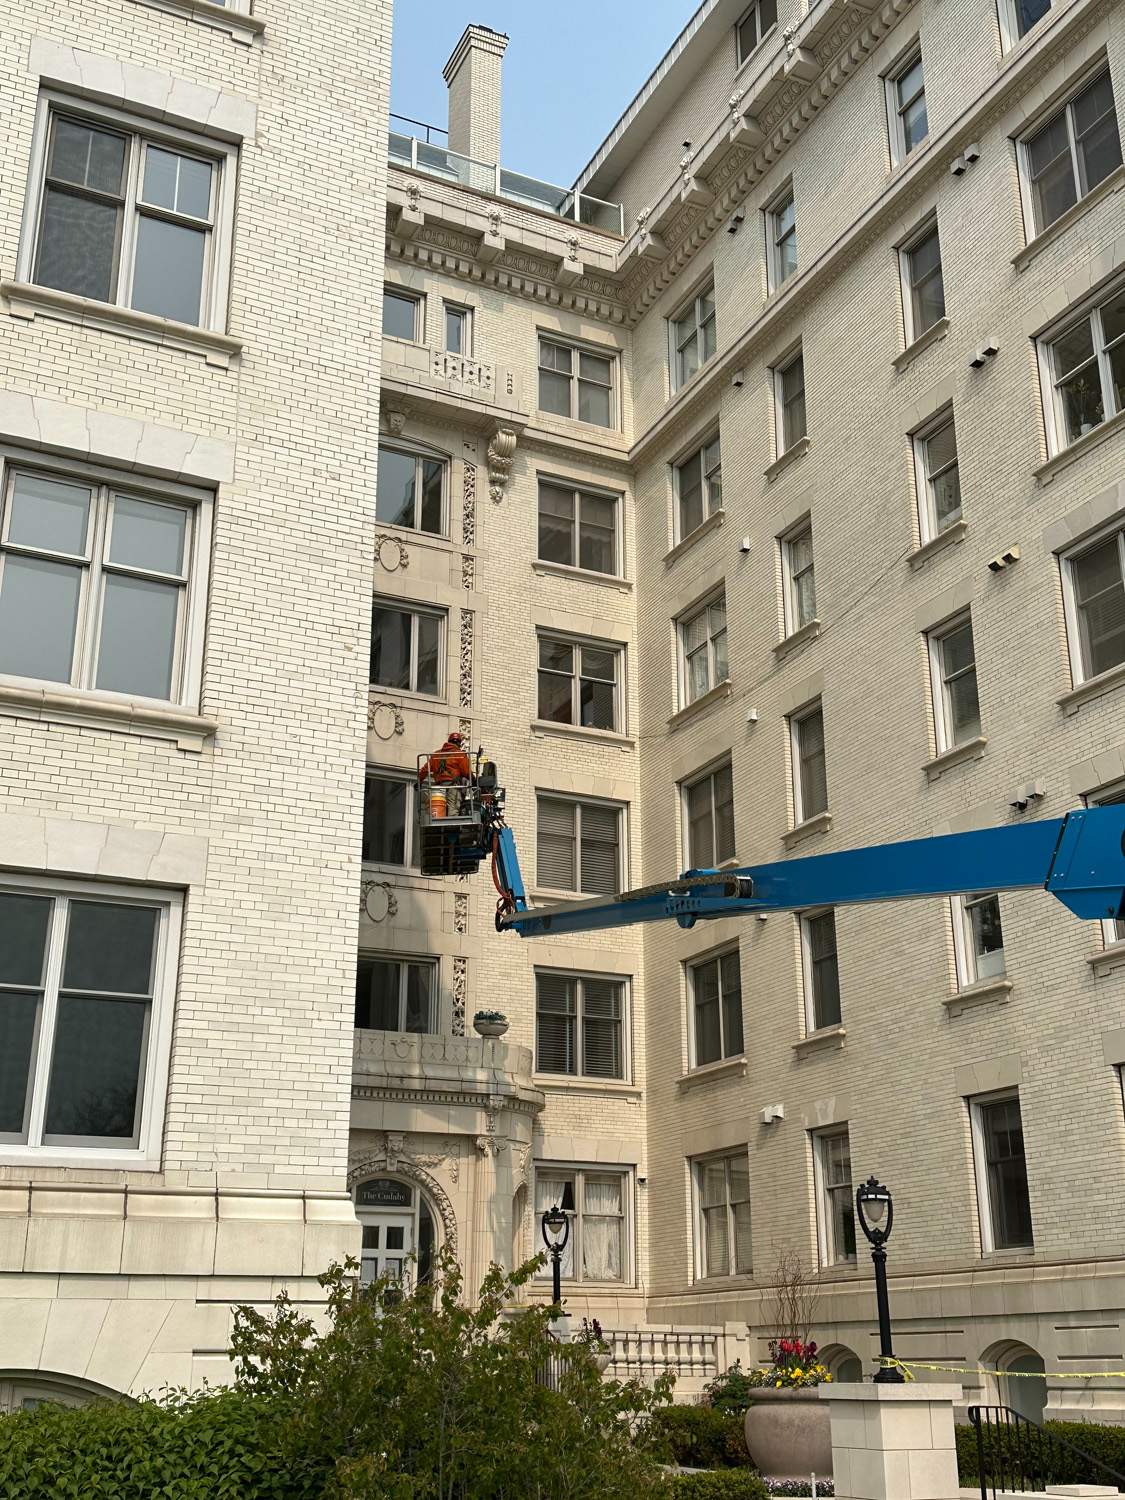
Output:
[[391, 0, 695, 188]]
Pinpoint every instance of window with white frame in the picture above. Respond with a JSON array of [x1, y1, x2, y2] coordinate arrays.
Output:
[[775, 349, 807, 454], [679, 592, 729, 705], [1089, 782, 1125, 945], [813, 1127, 856, 1265], [1020, 69, 1121, 236], [952, 893, 1005, 987], [928, 613, 981, 751], [443, 302, 472, 355], [675, 435, 722, 541], [736, 0, 777, 64], [538, 337, 615, 428], [537, 635, 621, 732], [536, 795, 621, 895], [0, 460, 210, 707], [913, 411, 961, 543], [355, 955, 436, 1034], [535, 971, 626, 1079], [537, 480, 619, 576], [25, 100, 236, 329], [370, 599, 444, 697], [671, 283, 717, 390], [0, 878, 181, 1159], [900, 220, 945, 343], [1061, 522, 1125, 683], [998, 0, 1052, 49], [383, 287, 422, 342], [886, 49, 928, 165], [781, 523, 816, 635], [766, 185, 797, 290], [362, 770, 418, 868], [1040, 281, 1125, 453], [684, 761, 735, 869], [376, 445, 445, 536], [970, 1090, 1033, 1251], [790, 702, 828, 823], [534, 1165, 630, 1282], [801, 909, 840, 1031], [689, 948, 743, 1067], [693, 1150, 753, 1278]]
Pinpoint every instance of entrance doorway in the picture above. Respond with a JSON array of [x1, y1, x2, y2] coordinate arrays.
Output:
[[354, 1176, 436, 1287]]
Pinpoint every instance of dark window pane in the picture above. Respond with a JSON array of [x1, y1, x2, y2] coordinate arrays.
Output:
[[376, 449, 417, 528], [44, 996, 147, 1141], [404, 964, 432, 1033], [538, 670, 572, 723], [0, 892, 52, 986], [538, 486, 574, 565], [0, 554, 82, 683], [382, 291, 417, 341], [95, 573, 179, 699], [36, 187, 121, 302], [362, 776, 407, 865], [130, 216, 207, 325], [142, 147, 212, 219], [63, 901, 158, 995], [578, 380, 612, 427], [419, 460, 444, 535], [108, 497, 187, 575], [1015, 0, 1051, 34], [0, 992, 38, 1136], [370, 606, 412, 688], [579, 676, 614, 730], [355, 958, 400, 1030], [7, 473, 92, 556], [714, 764, 736, 862], [694, 961, 721, 1065], [539, 369, 571, 417], [721, 952, 744, 1056], [49, 119, 126, 194], [416, 613, 441, 696]]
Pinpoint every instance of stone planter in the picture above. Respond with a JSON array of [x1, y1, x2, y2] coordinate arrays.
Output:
[[473, 1015, 509, 1038], [594, 1351, 612, 1373], [743, 1386, 833, 1480]]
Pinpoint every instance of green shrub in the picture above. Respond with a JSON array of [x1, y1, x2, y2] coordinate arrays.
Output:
[[656, 1403, 750, 1468], [956, 1416, 1125, 1488], [704, 1361, 756, 1414], [665, 1471, 769, 1498]]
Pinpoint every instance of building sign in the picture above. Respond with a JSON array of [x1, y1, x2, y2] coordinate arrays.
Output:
[[356, 1177, 412, 1209]]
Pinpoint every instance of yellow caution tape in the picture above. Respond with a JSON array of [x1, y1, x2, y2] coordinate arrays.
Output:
[[880, 1358, 1125, 1382]]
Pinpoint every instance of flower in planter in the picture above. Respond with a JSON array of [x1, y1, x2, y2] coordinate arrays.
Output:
[[473, 1009, 507, 1023], [746, 1338, 831, 1389]]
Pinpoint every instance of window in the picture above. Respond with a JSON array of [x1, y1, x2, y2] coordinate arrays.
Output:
[[901, 221, 945, 342], [694, 1150, 753, 1278], [536, 971, 625, 1079], [999, 0, 1052, 46], [675, 435, 723, 541], [27, 102, 234, 329], [801, 909, 840, 1030], [537, 480, 618, 576], [370, 600, 443, 697], [790, 702, 827, 823], [684, 762, 735, 868], [679, 592, 729, 705], [376, 445, 445, 535], [953, 892, 1005, 987], [0, 878, 180, 1159], [928, 613, 980, 751], [538, 338, 615, 427], [444, 303, 472, 355], [534, 1166, 629, 1282], [537, 635, 621, 732], [671, 284, 717, 390], [1021, 70, 1121, 235], [362, 771, 418, 867], [814, 1128, 856, 1265], [767, 186, 797, 290], [383, 287, 422, 342], [913, 412, 961, 543], [775, 350, 806, 454], [0, 462, 208, 705], [1041, 282, 1125, 452], [886, 50, 928, 165], [689, 949, 743, 1066], [1089, 783, 1125, 945], [736, 0, 777, 63], [536, 796, 621, 895], [355, 955, 435, 1034], [781, 523, 816, 635], [1062, 523, 1125, 682], [970, 1091, 1033, 1251]]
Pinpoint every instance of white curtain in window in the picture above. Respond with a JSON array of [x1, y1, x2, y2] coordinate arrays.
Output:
[[582, 1176, 623, 1281], [535, 1173, 574, 1278]]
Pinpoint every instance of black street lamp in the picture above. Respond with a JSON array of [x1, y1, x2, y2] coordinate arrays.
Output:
[[856, 1175, 903, 1383], [540, 1182, 575, 1309]]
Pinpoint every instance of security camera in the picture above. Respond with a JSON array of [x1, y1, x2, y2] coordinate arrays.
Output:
[[727, 209, 746, 234]]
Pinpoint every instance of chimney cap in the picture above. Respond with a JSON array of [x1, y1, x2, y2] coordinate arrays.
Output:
[[443, 24, 510, 83]]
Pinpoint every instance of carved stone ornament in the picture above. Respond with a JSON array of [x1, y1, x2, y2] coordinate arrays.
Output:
[[783, 21, 796, 55], [461, 553, 475, 590], [361, 880, 398, 922], [451, 953, 467, 1036], [374, 534, 409, 572], [487, 208, 502, 237], [348, 1149, 459, 1254], [474, 1134, 502, 1157], [454, 892, 469, 936], [566, 232, 580, 263], [459, 610, 474, 709], [635, 207, 650, 230], [461, 462, 476, 548], [406, 183, 421, 211], [367, 700, 405, 739], [729, 88, 745, 115], [486, 427, 517, 503], [384, 407, 408, 438]]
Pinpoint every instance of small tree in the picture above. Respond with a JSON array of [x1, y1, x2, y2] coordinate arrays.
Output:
[[763, 1246, 819, 1348]]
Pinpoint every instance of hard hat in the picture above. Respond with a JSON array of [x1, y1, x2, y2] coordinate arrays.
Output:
[[446, 731, 465, 745]]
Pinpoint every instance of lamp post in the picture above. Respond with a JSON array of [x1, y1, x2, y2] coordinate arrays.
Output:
[[540, 1186, 573, 1310], [856, 1175, 903, 1383]]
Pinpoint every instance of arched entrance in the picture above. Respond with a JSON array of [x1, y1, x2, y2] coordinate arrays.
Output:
[[981, 1341, 1047, 1424], [354, 1175, 437, 1287]]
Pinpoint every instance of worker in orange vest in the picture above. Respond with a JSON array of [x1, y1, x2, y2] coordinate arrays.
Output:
[[420, 732, 472, 814]]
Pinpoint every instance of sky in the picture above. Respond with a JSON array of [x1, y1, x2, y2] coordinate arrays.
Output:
[[390, 0, 695, 188]]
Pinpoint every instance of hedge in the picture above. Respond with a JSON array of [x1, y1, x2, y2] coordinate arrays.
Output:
[[656, 1405, 751, 1468], [665, 1472, 770, 1499], [956, 1416, 1125, 1488]]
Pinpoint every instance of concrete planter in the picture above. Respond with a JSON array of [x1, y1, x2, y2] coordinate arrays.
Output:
[[744, 1386, 833, 1480], [473, 1015, 509, 1038]]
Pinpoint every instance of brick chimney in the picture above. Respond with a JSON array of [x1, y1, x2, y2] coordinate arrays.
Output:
[[443, 24, 509, 167]]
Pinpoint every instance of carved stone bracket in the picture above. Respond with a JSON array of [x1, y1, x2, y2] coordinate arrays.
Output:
[[383, 407, 408, 437], [367, 700, 405, 739], [361, 880, 398, 922], [486, 427, 517, 503], [474, 1135, 503, 1157], [374, 534, 410, 572]]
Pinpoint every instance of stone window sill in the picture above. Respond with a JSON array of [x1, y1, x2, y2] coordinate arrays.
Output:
[[1014, 165, 1125, 272], [774, 617, 821, 660], [782, 810, 832, 849], [943, 977, 1013, 1016], [0, 680, 216, 751], [1058, 660, 1125, 716], [531, 719, 635, 749], [664, 508, 725, 567], [792, 1023, 846, 1057], [1089, 941, 1125, 978], [128, 0, 264, 44], [533, 1076, 642, 1099], [764, 434, 810, 482], [2, 282, 243, 369], [909, 519, 968, 570], [676, 1055, 748, 1092], [531, 559, 633, 592], [892, 316, 950, 373], [924, 735, 987, 781], [668, 678, 733, 731], [1035, 408, 1125, 486], [368, 685, 447, 713]]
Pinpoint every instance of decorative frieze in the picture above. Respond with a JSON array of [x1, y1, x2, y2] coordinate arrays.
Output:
[[462, 462, 476, 548], [431, 350, 494, 391], [454, 893, 469, 936], [459, 610, 474, 708], [452, 953, 467, 1035]]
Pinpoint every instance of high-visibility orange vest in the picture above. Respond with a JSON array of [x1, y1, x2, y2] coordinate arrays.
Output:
[[420, 743, 471, 784]]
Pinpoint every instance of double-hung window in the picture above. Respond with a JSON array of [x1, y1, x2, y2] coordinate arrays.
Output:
[[537, 635, 621, 732], [680, 592, 728, 705], [781, 524, 816, 635], [999, 0, 1052, 49], [534, 1166, 629, 1283], [0, 461, 209, 707], [27, 102, 235, 329], [535, 971, 625, 1079], [0, 878, 180, 1160], [953, 893, 1005, 987], [376, 446, 445, 535], [1040, 282, 1125, 452], [1061, 523, 1125, 682], [362, 770, 418, 868], [671, 284, 717, 390], [736, 0, 777, 63], [814, 1127, 856, 1264], [775, 350, 807, 454], [790, 702, 827, 823], [538, 338, 615, 427], [370, 600, 444, 697], [913, 412, 961, 542], [970, 1091, 1033, 1251], [928, 613, 980, 751], [383, 287, 422, 342], [1021, 70, 1121, 236], [689, 949, 744, 1066], [537, 480, 618, 576], [801, 909, 840, 1030], [900, 221, 945, 342], [767, 187, 797, 290], [684, 762, 735, 868], [675, 436, 722, 540], [886, 50, 928, 165], [536, 795, 621, 895], [694, 1150, 753, 1278], [443, 302, 472, 355], [355, 955, 436, 1034]]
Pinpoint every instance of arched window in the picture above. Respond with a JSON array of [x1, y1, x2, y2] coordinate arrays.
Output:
[[354, 1176, 438, 1287], [981, 1341, 1047, 1425], [820, 1344, 864, 1384], [0, 1372, 115, 1413]]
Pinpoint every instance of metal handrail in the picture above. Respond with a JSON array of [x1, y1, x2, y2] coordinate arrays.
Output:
[[968, 1403, 1125, 1498], [389, 112, 448, 144]]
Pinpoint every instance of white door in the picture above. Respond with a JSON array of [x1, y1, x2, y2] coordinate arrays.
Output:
[[359, 1210, 415, 1286]]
